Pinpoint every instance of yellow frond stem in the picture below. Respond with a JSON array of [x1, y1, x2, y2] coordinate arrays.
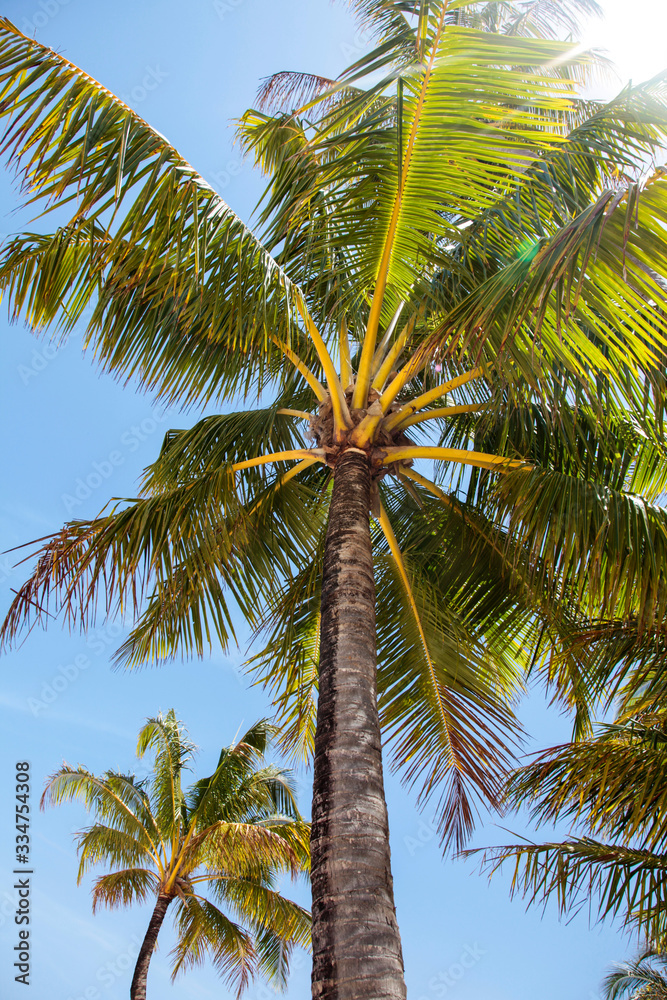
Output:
[[397, 467, 454, 507], [297, 299, 352, 439], [164, 858, 186, 894], [276, 408, 314, 421], [353, 305, 385, 411], [273, 457, 320, 485], [353, 5, 449, 410], [349, 402, 384, 447], [378, 343, 430, 414], [248, 458, 321, 516], [383, 367, 485, 432], [370, 302, 405, 378], [372, 315, 417, 392], [339, 316, 352, 390], [271, 336, 326, 402], [376, 502, 458, 769], [232, 450, 325, 473], [393, 402, 488, 431], [383, 446, 527, 472], [397, 468, 536, 601]]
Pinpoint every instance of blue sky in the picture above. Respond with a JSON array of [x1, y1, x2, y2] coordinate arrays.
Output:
[[1, 2, 666, 999]]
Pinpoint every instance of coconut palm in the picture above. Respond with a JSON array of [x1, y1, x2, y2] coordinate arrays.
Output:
[[41, 712, 310, 1000], [3, 3, 667, 998]]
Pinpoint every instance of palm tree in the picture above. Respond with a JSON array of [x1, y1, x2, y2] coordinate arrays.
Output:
[[603, 953, 667, 1000], [41, 712, 310, 1000], [2, 4, 667, 997]]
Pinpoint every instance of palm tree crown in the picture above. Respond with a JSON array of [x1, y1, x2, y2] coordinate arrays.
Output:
[[41, 712, 310, 998]]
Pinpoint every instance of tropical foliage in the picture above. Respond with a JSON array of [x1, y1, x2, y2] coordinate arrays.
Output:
[[602, 952, 667, 1000], [1, 1, 667, 996], [2, 0, 667, 846], [40, 713, 310, 999], [473, 712, 667, 949]]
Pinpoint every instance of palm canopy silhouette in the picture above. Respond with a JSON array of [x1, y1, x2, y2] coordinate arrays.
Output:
[[41, 712, 310, 1000], [2, 2, 667, 997]]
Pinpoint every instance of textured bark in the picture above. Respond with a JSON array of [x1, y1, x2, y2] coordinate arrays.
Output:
[[311, 449, 406, 1000], [130, 893, 171, 1000]]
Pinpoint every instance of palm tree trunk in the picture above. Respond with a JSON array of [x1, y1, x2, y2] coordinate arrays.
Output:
[[130, 893, 171, 1000], [311, 448, 406, 1000]]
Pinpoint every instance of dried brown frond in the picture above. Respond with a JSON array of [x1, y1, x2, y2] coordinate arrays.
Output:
[[0, 523, 104, 647]]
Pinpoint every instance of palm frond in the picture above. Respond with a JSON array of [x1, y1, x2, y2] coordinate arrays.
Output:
[[256, 71, 349, 114], [185, 821, 303, 881], [187, 720, 302, 830], [374, 486, 526, 849], [137, 710, 195, 840], [603, 952, 667, 1000], [506, 717, 667, 852], [245, 531, 325, 763], [565, 618, 667, 717], [76, 824, 157, 881], [170, 895, 255, 999], [213, 877, 310, 988], [489, 466, 667, 625], [1, 445, 328, 659], [90, 868, 160, 913], [472, 837, 667, 946], [0, 19, 300, 408], [442, 168, 667, 417], [40, 767, 160, 854]]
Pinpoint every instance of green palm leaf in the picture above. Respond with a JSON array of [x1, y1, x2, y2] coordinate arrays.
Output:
[[0, 18, 301, 407], [40, 767, 160, 855], [90, 868, 160, 912], [137, 711, 195, 840], [603, 952, 667, 1000], [170, 895, 255, 997], [473, 714, 667, 947], [475, 836, 667, 942]]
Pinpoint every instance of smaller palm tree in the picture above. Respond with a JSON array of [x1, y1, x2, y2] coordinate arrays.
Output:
[[40, 711, 310, 1000], [603, 952, 667, 1000]]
